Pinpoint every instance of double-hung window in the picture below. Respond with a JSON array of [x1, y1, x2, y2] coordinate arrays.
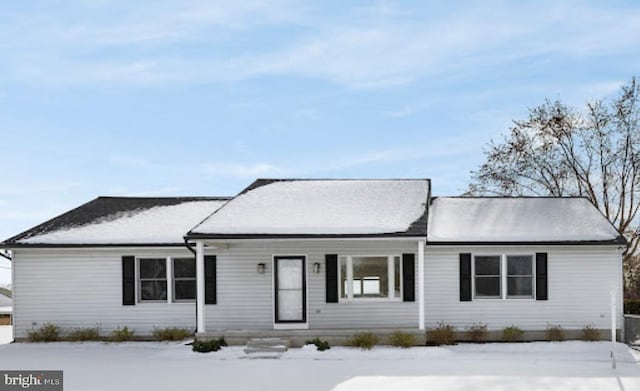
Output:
[[474, 256, 501, 298], [173, 258, 196, 301], [473, 254, 535, 299], [507, 255, 534, 298], [339, 255, 401, 300], [139, 258, 168, 301]]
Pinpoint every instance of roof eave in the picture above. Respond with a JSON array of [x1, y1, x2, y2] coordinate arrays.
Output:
[[185, 232, 427, 240], [426, 237, 627, 246]]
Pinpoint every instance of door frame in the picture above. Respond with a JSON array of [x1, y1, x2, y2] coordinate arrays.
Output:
[[272, 255, 308, 328]]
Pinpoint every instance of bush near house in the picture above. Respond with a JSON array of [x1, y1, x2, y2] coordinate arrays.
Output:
[[66, 327, 100, 341], [545, 324, 566, 341], [581, 325, 601, 341], [28, 323, 61, 342], [348, 332, 378, 350], [192, 337, 227, 353], [152, 327, 192, 341], [624, 299, 640, 314], [305, 337, 330, 351], [502, 325, 524, 342], [427, 322, 456, 346], [111, 326, 135, 342], [389, 330, 416, 348], [466, 323, 488, 343]]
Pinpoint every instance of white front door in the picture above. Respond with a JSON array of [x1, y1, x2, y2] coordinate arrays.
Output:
[[274, 256, 306, 323]]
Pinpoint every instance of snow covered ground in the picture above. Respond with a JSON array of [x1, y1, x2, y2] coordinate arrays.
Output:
[[0, 326, 11, 344], [0, 339, 638, 390]]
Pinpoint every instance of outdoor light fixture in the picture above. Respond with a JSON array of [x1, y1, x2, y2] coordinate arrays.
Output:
[[257, 263, 266, 274], [313, 262, 321, 274]]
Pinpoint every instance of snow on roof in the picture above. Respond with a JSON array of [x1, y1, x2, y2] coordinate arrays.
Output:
[[189, 179, 430, 237], [428, 197, 623, 243], [0, 294, 10, 307], [15, 198, 229, 245]]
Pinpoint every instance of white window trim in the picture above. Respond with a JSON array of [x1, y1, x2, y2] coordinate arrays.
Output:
[[505, 254, 536, 300], [472, 254, 502, 300], [137, 257, 169, 303], [338, 254, 403, 303], [172, 257, 197, 303], [472, 253, 536, 301]]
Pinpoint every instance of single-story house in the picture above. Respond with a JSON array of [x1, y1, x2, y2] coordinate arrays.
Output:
[[0, 179, 626, 343]]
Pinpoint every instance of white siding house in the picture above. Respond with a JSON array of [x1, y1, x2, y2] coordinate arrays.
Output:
[[1, 179, 626, 342]]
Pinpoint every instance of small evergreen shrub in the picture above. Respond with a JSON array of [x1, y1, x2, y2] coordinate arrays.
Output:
[[67, 327, 100, 341], [152, 327, 192, 341], [348, 332, 378, 350], [502, 325, 524, 342], [28, 323, 61, 342], [545, 324, 566, 341], [581, 325, 601, 341], [466, 323, 488, 343], [427, 322, 456, 346], [192, 337, 227, 353], [389, 330, 415, 348], [111, 326, 135, 342], [624, 299, 640, 315], [305, 337, 330, 351]]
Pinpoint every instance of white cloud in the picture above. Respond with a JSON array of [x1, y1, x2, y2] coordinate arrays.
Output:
[[202, 163, 283, 178], [1, 2, 639, 88]]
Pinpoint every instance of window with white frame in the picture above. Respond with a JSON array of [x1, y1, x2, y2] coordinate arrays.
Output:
[[473, 254, 535, 299], [138, 258, 167, 301], [339, 255, 401, 300], [173, 258, 196, 301], [474, 255, 501, 298], [507, 255, 534, 298]]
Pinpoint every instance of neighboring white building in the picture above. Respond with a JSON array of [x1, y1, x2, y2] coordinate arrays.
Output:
[[0, 179, 626, 342]]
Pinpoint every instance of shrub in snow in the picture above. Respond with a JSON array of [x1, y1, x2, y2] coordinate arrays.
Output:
[[545, 324, 565, 341], [305, 337, 330, 351], [67, 327, 100, 342], [427, 322, 456, 346], [389, 330, 415, 348], [111, 326, 135, 342], [192, 337, 227, 353], [466, 323, 488, 343], [581, 325, 601, 341], [28, 323, 61, 342], [624, 299, 640, 315], [152, 327, 192, 341], [501, 325, 524, 342], [348, 332, 378, 350]]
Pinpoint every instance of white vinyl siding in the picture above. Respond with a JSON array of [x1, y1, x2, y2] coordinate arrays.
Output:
[[205, 240, 419, 331], [12, 248, 197, 339], [425, 245, 624, 330]]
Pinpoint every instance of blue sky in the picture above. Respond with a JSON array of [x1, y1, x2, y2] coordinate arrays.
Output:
[[1, 0, 639, 284]]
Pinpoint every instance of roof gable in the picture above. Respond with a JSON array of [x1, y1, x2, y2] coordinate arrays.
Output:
[[188, 179, 430, 238]]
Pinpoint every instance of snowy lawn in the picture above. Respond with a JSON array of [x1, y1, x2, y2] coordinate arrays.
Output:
[[0, 326, 12, 344], [0, 340, 638, 391]]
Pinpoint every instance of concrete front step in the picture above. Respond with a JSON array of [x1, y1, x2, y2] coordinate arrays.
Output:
[[244, 337, 288, 356]]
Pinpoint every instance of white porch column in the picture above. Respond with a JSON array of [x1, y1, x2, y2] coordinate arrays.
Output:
[[418, 240, 425, 330], [196, 241, 206, 333]]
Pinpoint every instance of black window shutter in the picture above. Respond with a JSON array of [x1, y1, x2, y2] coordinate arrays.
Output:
[[402, 254, 416, 302], [459, 253, 472, 301], [204, 255, 217, 304], [325, 254, 338, 303], [536, 253, 548, 300], [122, 256, 135, 306]]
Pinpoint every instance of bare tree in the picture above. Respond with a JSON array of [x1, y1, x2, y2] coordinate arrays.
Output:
[[469, 77, 640, 297]]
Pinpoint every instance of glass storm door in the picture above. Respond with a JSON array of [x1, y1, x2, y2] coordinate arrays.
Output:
[[274, 256, 306, 323]]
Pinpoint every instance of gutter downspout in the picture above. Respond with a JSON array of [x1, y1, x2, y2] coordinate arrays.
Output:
[[184, 239, 198, 335]]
